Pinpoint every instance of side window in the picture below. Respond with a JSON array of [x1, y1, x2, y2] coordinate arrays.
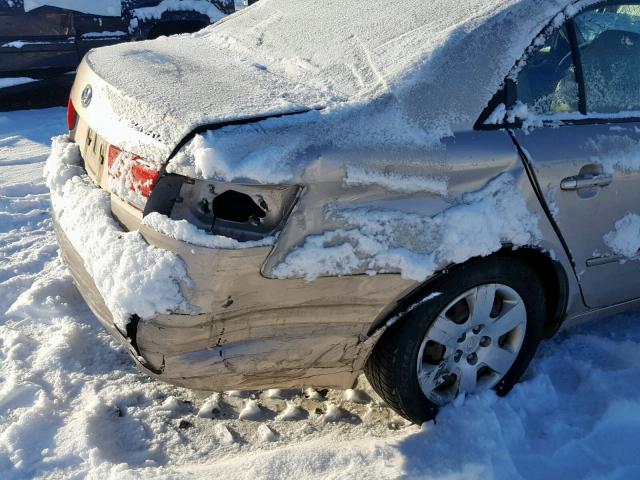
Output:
[[516, 26, 580, 115], [574, 5, 640, 113]]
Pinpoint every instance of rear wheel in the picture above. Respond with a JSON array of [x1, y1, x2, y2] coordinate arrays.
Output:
[[365, 256, 546, 424]]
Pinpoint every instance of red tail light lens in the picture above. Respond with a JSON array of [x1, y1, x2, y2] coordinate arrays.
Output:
[[130, 162, 160, 198], [108, 145, 160, 208], [67, 98, 78, 131], [107, 144, 121, 168]]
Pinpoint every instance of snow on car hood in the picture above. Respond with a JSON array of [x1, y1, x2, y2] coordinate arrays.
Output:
[[83, 0, 593, 163]]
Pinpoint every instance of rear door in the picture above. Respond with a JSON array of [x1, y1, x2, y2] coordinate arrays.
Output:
[[510, 2, 640, 309], [0, 0, 77, 79]]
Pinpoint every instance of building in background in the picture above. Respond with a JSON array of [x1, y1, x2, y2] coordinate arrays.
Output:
[[0, 0, 240, 109]]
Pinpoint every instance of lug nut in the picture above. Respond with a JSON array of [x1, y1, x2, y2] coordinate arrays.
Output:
[[454, 350, 463, 362], [472, 325, 484, 334], [480, 336, 491, 347], [467, 353, 478, 365], [457, 333, 466, 343]]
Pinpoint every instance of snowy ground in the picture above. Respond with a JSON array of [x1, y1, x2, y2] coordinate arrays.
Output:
[[1, 108, 640, 479]]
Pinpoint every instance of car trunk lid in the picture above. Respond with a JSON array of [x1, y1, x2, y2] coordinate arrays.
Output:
[[73, 33, 345, 165]]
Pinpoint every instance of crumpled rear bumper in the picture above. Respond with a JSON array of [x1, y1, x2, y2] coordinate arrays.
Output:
[[53, 207, 415, 391], [53, 216, 152, 371]]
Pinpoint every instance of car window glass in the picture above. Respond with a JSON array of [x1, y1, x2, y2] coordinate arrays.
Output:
[[574, 5, 640, 113], [516, 26, 580, 116]]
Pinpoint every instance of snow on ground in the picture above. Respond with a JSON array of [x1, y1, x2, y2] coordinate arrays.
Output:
[[2, 109, 640, 479]]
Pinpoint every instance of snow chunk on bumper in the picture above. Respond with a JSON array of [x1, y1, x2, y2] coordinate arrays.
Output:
[[273, 174, 541, 281], [44, 135, 194, 331], [604, 213, 640, 259], [142, 212, 275, 249]]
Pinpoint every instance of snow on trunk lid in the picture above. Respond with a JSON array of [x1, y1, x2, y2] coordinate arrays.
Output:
[[45, 135, 195, 331]]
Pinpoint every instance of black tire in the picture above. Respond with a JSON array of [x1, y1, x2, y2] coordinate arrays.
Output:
[[365, 255, 546, 424]]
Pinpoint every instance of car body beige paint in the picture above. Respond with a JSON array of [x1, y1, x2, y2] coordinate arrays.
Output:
[[58, 104, 588, 392], [57, 0, 639, 392]]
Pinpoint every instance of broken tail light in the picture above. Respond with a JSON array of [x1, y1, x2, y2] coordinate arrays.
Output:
[[108, 145, 160, 210], [145, 176, 300, 242]]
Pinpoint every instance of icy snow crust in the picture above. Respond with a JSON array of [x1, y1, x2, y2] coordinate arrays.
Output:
[[44, 135, 194, 330], [86, 0, 592, 163], [273, 174, 541, 281], [344, 164, 448, 196]]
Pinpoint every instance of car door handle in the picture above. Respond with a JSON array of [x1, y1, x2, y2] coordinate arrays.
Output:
[[560, 173, 613, 191]]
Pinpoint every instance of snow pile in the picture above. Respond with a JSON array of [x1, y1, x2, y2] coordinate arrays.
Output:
[[604, 213, 640, 258], [238, 400, 262, 420], [273, 174, 541, 281], [142, 212, 275, 249], [277, 403, 306, 421], [23, 0, 121, 16], [44, 135, 194, 330], [132, 0, 226, 23], [197, 394, 221, 418], [305, 388, 323, 401], [214, 424, 236, 445], [343, 389, 372, 405], [344, 164, 448, 196], [321, 404, 346, 423], [257, 424, 279, 442], [265, 389, 283, 399]]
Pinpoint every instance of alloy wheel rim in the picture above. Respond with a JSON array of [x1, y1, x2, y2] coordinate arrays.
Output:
[[416, 283, 527, 406]]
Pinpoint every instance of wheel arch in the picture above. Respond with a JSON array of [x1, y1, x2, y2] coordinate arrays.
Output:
[[367, 246, 569, 340]]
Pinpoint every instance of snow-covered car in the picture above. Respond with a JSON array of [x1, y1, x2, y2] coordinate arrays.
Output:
[[0, 0, 234, 105], [47, 0, 640, 424]]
